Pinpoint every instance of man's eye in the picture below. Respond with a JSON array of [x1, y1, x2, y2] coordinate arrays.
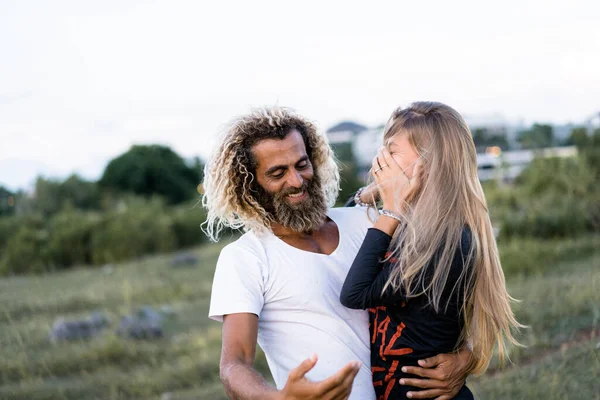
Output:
[[297, 162, 308, 169], [272, 173, 285, 179]]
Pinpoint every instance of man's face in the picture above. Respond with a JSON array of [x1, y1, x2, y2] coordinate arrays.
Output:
[[251, 129, 327, 232]]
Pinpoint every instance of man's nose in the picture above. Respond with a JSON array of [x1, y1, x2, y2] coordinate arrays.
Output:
[[286, 170, 304, 188]]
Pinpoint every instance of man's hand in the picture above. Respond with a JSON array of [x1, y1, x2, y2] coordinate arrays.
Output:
[[399, 348, 473, 399], [358, 183, 380, 205], [279, 354, 362, 400]]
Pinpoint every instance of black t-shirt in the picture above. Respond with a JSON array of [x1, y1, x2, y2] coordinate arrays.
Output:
[[340, 226, 474, 400]]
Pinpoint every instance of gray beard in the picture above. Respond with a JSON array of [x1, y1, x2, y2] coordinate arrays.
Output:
[[253, 175, 328, 233]]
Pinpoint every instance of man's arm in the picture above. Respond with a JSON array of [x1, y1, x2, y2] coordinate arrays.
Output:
[[340, 228, 399, 309], [220, 313, 278, 399], [220, 313, 362, 400], [399, 347, 474, 400], [344, 185, 379, 207]]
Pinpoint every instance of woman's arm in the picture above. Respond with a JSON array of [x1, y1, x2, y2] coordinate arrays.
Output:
[[341, 146, 419, 308], [340, 224, 402, 309]]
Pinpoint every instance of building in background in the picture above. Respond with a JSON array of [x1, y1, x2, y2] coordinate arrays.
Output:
[[326, 121, 368, 145]]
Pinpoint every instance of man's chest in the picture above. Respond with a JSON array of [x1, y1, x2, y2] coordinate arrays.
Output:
[[262, 250, 353, 309]]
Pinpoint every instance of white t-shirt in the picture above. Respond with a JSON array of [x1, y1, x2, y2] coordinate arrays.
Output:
[[209, 207, 377, 400]]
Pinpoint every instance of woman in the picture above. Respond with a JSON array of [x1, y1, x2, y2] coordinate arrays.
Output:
[[340, 101, 521, 399]]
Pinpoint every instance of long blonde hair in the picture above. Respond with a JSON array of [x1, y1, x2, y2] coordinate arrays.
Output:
[[201, 107, 339, 241], [380, 101, 521, 374]]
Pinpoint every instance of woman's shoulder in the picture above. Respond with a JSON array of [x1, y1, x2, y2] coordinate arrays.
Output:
[[452, 225, 475, 279], [459, 225, 473, 255]]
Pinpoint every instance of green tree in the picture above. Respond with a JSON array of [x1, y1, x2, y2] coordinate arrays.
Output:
[[60, 174, 101, 210], [191, 156, 205, 188], [6, 176, 99, 218], [591, 127, 600, 147], [472, 128, 488, 151], [517, 124, 555, 149], [501, 155, 599, 238], [565, 127, 589, 148], [472, 128, 509, 151], [0, 186, 15, 216], [580, 127, 600, 179], [99, 145, 201, 205], [32, 177, 63, 216], [331, 143, 364, 205]]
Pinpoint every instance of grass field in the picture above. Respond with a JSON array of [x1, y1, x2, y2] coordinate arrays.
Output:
[[0, 234, 598, 400]]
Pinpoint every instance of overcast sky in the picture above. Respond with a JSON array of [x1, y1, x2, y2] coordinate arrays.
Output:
[[1, 0, 599, 191]]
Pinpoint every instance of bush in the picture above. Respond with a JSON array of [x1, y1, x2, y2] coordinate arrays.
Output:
[[581, 147, 600, 179], [0, 193, 214, 276], [0, 211, 102, 274], [0, 221, 49, 275], [331, 142, 365, 206], [171, 201, 209, 248], [494, 155, 598, 239], [481, 182, 519, 223], [500, 193, 591, 238], [0, 215, 41, 250], [46, 208, 101, 269], [498, 234, 600, 277], [90, 196, 176, 265], [515, 156, 594, 198]]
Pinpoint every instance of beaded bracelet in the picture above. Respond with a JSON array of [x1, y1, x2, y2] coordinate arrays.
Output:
[[353, 186, 374, 207], [378, 208, 403, 222]]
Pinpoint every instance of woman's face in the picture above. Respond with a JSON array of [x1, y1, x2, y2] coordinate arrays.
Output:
[[386, 133, 419, 179]]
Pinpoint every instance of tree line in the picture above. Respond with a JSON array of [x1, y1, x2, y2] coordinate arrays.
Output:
[[0, 125, 599, 276], [0, 145, 207, 275]]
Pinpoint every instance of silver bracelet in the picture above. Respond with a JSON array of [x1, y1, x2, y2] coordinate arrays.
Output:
[[354, 186, 372, 207], [378, 209, 403, 222]]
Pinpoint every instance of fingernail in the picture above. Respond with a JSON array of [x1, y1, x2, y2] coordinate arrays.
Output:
[[355, 361, 363, 369], [418, 360, 425, 366], [400, 379, 405, 385], [310, 354, 317, 361], [401, 367, 407, 373], [407, 393, 413, 398]]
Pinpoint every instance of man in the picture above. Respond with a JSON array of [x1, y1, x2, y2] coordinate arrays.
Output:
[[204, 107, 472, 400]]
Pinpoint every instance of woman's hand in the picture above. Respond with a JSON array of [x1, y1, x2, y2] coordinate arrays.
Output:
[[371, 147, 420, 213]]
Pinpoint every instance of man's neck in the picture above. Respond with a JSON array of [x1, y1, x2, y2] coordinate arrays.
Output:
[[270, 219, 327, 239], [269, 216, 339, 255]]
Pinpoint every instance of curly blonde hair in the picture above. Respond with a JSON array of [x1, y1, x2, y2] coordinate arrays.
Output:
[[202, 107, 340, 241]]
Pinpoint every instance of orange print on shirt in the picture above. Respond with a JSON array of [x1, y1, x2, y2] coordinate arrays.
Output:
[[384, 251, 399, 264], [374, 360, 400, 400], [370, 307, 413, 400], [371, 310, 413, 361], [384, 322, 413, 357]]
